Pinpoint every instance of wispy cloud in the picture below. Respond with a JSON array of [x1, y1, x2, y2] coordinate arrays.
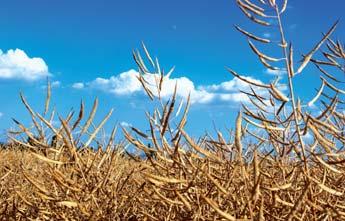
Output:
[[0, 112, 3, 118], [0, 49, 50, 81], [120, 121, 132, 128], [51, 81, 61, 88], [41, 80, 61, 89], [72, 82, 85, 89], [264, 68, 287, 76], [73, 69, 276, 106]]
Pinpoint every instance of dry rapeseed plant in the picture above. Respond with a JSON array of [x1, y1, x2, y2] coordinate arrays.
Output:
[[0, 0, 345, 220]]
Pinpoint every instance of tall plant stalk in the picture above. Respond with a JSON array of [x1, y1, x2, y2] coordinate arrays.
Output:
[[274, 5, 308, 169]]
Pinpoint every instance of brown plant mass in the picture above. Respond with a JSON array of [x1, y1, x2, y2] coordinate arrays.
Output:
[[1, 0, 345, 220]]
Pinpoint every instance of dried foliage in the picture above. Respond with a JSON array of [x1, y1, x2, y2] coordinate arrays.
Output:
[[1, 0, 345, 220]]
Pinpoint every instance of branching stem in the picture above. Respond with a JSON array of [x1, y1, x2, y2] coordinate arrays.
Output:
[[275, 6, 308, 172]]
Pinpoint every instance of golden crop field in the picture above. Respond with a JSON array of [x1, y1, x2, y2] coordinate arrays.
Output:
[[1, 0, 344, 220]]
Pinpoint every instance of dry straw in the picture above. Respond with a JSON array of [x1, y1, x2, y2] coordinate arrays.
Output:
[[1, 0, 344, 220]]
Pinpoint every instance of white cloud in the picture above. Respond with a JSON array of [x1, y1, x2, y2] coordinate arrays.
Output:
[[74, 69, 280, 105], [264, 68, 287, 76], [72, 82, 85, 89], [200, 76, 264, 92], [41, 80, 61, 89], [0, 112, 3, 118], [84, 69, 211, 103], [120, 121, 132, 128], [0, 49, 50, 81], [219, 92, 250, 103], [88, 70, 142, 95], [51, 81, 60, 88]]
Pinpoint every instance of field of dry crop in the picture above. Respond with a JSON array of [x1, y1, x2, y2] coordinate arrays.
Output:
[[1, 140, 345, 220], [1, 0, 345, 220]]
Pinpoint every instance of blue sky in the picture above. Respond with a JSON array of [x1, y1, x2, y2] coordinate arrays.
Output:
[[0, 0, 344, 141]]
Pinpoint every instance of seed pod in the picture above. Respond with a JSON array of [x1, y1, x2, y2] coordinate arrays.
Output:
[[268, 0, 276, 7], [296, 21, 338, 75], [270, 84, 289, 102], [280, 0, 288, 14], [308, 80, 325, 107], [235, 112, 243, 161], [248, 40, 281, 62], [234, 25, 271, 43], [56, 201, 78, 208], [202, 196, 236, 221]]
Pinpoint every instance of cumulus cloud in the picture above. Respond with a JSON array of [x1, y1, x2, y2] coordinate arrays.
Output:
[[199, 76, 264, 92], [88, 70, 142, 95], [0, 49, 50, 81], [72, 82, 85, 89], [73, 69, 280, 105], [84, 69, 213, 103]]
